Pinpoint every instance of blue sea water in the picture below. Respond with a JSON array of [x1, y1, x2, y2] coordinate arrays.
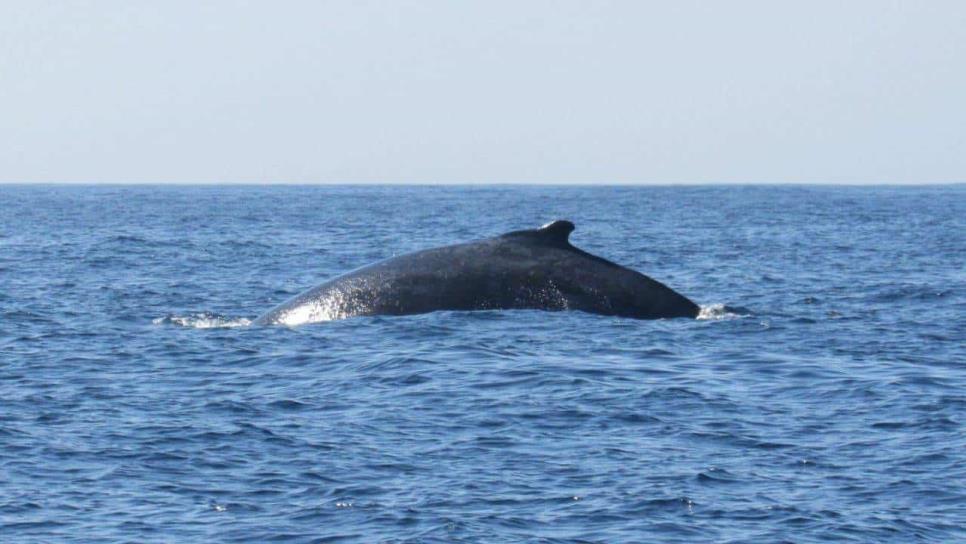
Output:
[[1, 184, 964, 543]]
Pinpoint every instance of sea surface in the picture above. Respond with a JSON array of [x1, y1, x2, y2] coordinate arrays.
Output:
[[1, 185, 964, 543]]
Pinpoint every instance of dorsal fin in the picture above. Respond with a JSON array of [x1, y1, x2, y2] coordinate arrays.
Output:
[[538, 220, 575, 242], [501, 220, 575, 248]]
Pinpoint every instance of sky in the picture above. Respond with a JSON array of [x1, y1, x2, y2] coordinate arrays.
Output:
[[1, 0, 964, 184]]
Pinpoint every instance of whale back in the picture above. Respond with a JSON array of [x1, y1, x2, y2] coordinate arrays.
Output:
[[254, 221, 698, 325]]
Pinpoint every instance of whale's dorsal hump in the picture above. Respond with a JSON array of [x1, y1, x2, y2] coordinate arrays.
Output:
[[539, 220, 575, 241], [501, 220, 575, 248]]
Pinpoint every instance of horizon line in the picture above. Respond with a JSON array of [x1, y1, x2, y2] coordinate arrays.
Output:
[[1, 180, 964, 187]]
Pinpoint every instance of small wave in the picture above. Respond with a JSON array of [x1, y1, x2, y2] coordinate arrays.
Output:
[[697, 303, 751, 320], [152, 313, 251, 329]]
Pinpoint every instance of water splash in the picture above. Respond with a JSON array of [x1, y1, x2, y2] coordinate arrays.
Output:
[[697, 303, 751, 320], [152, 312, 252, 329]]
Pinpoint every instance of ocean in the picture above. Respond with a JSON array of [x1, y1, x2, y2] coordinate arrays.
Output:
[[1, 184, 963, 542]]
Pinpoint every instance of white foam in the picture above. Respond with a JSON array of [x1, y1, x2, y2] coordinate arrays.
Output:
[[152, 313, 252, 329], [696, 303, 747, 321]]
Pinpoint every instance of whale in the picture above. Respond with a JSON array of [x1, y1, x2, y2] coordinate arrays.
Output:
[[254, 220, 699, 325]]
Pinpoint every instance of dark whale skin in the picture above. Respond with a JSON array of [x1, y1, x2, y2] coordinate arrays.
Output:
[[254, 220, 699, 325]]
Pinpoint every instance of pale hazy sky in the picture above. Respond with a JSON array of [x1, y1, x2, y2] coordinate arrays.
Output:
[[1, 1, 964, 184]]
